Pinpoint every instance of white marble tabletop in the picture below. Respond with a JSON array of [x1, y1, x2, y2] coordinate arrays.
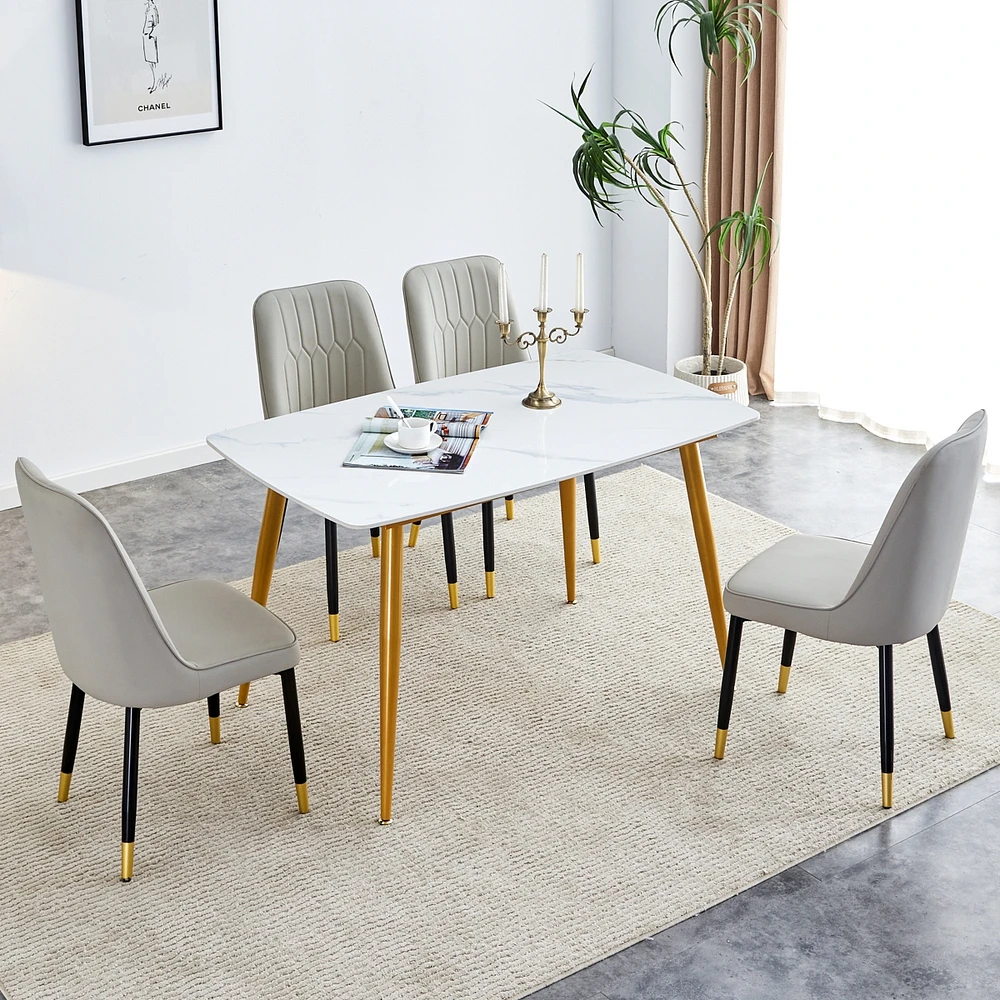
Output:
[[207, 350, 758, 530]]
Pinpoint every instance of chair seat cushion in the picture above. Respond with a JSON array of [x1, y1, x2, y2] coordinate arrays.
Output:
[[149, 580, 298, 693], [724, 534, 871, 639]]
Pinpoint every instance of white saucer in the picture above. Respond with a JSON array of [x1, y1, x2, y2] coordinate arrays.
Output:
[[383, 431, 443, 455]]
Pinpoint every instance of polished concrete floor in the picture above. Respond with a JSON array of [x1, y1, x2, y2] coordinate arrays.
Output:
[[2, 400, 999, 998]]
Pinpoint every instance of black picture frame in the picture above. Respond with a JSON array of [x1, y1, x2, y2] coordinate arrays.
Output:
[[75, 0, 222, 146]]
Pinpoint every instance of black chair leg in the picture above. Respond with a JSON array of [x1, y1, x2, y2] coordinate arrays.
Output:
[[207, 693, 221, 745], [879, 645, 894, 808], [408, 521, 422, 547], [777, 630, 797, 694], [441, 511, 458, 609], [58, 684, 86, 802], [715, 616, 745, 759], [584, 472, 600, 563], [505, 495, 515, 521], [325, 519, 339, 642], [279, 668, 309, 814], [927, 626, 954, 738], [482, 500, 495, 598], [120, 707, 141, 882], [370, 527, 381, 559]]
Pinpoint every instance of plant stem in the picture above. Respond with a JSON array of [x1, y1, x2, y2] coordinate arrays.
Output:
[[621, 150, 710, 305], [718, 270, 741, 372], [702, 64, 713, 375], [672, 160, 706, 234]]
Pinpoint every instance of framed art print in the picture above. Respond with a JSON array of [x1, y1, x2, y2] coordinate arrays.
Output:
[[75, 0, 222, 145]]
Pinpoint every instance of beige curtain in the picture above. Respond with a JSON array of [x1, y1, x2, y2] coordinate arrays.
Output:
[[708, 1, 786, 398]]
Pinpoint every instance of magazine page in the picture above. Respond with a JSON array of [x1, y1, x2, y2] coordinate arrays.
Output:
[[370, 407, 492, 440], [343, 430, 479, 474]]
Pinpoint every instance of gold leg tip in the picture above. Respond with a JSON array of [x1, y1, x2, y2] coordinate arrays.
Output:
[[448, 583, 459, 610], [942, 710, 955, 739], [121, 842, 134, 882], [209, 717, 221, 745], [881, 773, 894, 808], [714, 729, 728, 759], [485, 571, 496, 599], [505, 500, 515, 520], [371, 538, 381, 558], [377, 817, 392, 826], [591, 539, 601, 564], [329, 614, 340, 643], [408, 525, 420, 548], [57, 772, 72, 803], [777, 664, 791, 695], [236, 683, 250, 708], [295, 783, 310, 814]]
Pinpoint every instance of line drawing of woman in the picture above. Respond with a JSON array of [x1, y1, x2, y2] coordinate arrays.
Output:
[[142, 0, 160, 93]]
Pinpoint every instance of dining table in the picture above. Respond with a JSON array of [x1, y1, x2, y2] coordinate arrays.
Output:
[[208, 349, 758, 824]]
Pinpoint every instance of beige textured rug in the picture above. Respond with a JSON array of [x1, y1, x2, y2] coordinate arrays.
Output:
[[3, 465, 1000, 1000]]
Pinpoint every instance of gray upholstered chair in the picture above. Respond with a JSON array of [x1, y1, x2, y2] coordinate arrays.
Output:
[[252, 279, 463, 660], [713, 411, 988, 808], [253, 279, 393, 646], [15, 458, 309, 883], [403, 255, 604, 597]]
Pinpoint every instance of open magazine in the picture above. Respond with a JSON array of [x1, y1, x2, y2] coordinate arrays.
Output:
[[343, 407, 493, 474]]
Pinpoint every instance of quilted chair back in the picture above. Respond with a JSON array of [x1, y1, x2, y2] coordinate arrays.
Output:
[[403, 255, 522, 383], [253, 279, 394, 419]]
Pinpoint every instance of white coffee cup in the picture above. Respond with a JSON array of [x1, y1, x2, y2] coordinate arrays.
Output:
[[396, 417, 433, 450]]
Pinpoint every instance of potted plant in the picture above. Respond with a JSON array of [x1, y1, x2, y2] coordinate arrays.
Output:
[[554, 1, 777, 404]]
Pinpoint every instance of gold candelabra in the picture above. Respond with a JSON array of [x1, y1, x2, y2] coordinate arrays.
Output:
[[497, 307, 587, 409]]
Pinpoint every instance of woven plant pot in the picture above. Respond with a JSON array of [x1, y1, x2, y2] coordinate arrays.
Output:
[[673, 355, 750, 406]]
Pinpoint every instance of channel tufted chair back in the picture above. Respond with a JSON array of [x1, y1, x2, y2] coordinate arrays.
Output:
[[402, 255, 522, 383], [253, 279, 394, 419]]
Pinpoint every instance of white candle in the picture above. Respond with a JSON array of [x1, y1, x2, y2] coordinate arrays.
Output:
[[498, 263, 509, 324], [575, 253, 585, 312], [538, 252, 549, 311]]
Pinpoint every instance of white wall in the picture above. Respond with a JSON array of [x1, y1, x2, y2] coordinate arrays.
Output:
[[609, 0, 702, 373], [0, 1, 613, 506]]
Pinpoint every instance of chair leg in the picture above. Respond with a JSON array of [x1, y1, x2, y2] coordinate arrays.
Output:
[[120, 707, 141, 882], [879, 645, 894, 808], [207, 693, 221, 744], [279, 668, 309, 814], [714, 616, 745, 759], [482, 500, 496, 598], [777, 630, 797, 694], [927, 626, 954, 739], [325, 519, 340, 642], [370, 527, 381, 559], [584, 472, 600, 564], [441, 512, 459, 609], [505, 495, 515, 521], [58, 684, 86, 802], [408, 521, 422, 548]]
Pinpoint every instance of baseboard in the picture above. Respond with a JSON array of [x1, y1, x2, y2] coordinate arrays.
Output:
[[599, 346, 615, 356], [0, 442, 220, 511]]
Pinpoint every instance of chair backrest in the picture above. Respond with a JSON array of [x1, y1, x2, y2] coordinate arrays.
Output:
[[253, 279, 394, 419], [15, 459, 191, 708], [841, 411, 987, 644], [402, 255, 523, 383]]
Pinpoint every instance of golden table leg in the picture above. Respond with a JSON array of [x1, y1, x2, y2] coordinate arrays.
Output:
[[378, 522, 405, 825], [559, 478, 577, 604], [678, 442, 727, 664], [238, 489, 287, 706]]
